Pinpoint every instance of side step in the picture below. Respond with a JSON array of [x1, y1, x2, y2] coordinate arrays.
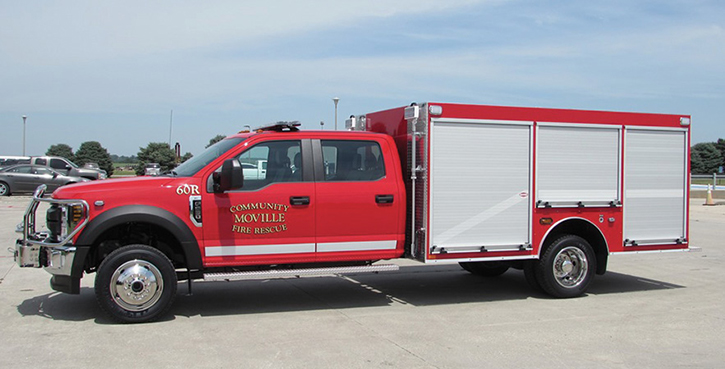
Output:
[[203, 264, 400, 282]]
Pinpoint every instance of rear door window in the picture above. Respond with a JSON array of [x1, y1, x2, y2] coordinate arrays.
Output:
[[321, 140, 385, 181]]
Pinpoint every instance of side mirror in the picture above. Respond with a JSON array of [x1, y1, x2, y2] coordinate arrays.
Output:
[[52, 172, 59, 178], [215, 159, 243, 193]]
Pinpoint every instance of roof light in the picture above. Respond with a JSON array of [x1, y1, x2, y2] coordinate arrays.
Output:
[[429, 105, 443, 116], [680, 117, 691, 126], [404, 105, 419, 120]]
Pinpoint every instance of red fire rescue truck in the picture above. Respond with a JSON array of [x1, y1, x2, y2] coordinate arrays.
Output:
[[14, 102, 693, 323]]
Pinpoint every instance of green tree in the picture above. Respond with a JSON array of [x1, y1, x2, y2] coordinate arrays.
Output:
[[136, 142, 177, 176], [46, 144, 75, 162], [110, 154, 138, 163], [75, 141, 115, 176], [714, 138, 725, 169], [206, 134, 226, 148], [180, 152, 193, 163], [691, 142, 723, 174]]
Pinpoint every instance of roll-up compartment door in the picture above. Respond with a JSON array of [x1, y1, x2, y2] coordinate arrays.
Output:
[[536, 124, 621, 207], [623, 129, 687, 245], [430, 120, 532, 253]]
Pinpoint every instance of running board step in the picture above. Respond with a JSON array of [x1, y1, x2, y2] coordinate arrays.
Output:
[[203, 264, 399, 281]]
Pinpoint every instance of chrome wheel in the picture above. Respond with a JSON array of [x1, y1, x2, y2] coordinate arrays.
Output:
[[109, 259, 164, 312], [534, 235, 596, 298], [0, 182, 8, 196], [552, 246, 589, 288], [96, 244, 177, 323]]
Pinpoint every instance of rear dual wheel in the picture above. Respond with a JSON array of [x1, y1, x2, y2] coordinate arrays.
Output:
[[459, 262, 509, 277], [95, 244, 177, 323], [533, 235, 596, 298]]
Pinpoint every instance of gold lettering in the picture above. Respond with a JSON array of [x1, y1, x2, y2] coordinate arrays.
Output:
[[231, 225, 252, 234], [230, 203, 290, 213], [253, 224, 287, 234]]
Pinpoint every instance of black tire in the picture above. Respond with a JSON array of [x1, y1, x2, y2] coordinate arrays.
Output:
[[523, 261, 543, 292], [95, 244, 177, 323], [0, 181, 10, 196], [459, 262, 509, 277], [535, 235, 596, 298]]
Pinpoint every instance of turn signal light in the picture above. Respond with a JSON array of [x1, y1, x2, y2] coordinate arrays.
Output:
[[70, 205, 84, 223], [540, 217, 553, 225]]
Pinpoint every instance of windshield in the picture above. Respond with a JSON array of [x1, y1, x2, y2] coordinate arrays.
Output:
[[172, 137, 245, 177]]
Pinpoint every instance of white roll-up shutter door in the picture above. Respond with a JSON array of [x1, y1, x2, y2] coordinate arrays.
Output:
[[536, 124, 621, 207], [623, 128, 687, 245], [430, 119, 532, 253]]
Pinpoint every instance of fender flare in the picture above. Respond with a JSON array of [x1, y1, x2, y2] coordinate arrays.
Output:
[[537, 216, 609, 275], [75, 205, 203, 271]]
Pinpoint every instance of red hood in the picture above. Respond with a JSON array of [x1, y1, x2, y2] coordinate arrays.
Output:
[[52, 176, 188, 202]]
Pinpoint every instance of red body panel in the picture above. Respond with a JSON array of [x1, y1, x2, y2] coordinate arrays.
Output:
[[366, 102, 691, 263]]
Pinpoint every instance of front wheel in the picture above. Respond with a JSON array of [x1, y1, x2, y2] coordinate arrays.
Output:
[[535, 235, 596, 298], [95, 244, 177, 323]]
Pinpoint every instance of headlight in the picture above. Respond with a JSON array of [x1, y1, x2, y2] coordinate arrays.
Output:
[[46, 203, 87, 243], [46, 205, 63, 242]]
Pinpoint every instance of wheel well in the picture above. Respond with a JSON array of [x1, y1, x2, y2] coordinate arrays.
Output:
[[541, 218, 609, 275], [84, 222, 186, 274]]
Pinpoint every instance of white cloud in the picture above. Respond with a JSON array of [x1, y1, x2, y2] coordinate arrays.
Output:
[[0, 0, 486, 65]]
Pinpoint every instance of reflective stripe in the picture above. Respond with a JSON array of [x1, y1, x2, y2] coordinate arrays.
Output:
[[205, 240, 397, 257], [317, 240, 397, 253], [205, 243, 315, 257]]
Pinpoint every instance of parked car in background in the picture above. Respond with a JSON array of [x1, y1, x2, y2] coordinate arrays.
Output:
[[0, 164, 90, 196], [29, 156, 106, 180], [241, 160, 267, 180], [82, 162, 109, 177], [144, 163, 161, 176], [0, 156, 31, 170]]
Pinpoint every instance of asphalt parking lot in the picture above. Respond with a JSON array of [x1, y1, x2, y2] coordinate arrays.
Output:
[[1, 195, 723, 369]]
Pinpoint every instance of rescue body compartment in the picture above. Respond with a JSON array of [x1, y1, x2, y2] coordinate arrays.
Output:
[[364, 102, 691, 264]]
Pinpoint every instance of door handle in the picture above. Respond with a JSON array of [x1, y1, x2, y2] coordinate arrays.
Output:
[[290, 196, 310, 206], [375, 194, 394, 204]]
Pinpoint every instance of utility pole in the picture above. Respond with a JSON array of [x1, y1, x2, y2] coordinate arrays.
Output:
[[22, 115, 27, 156], [168, 110, 173, 148], [332, 97, 339, 130]]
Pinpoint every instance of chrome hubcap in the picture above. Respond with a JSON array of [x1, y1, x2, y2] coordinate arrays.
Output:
[[553, 246, 588, 288], [0, 184, 7, 195], [110, 260, 164, 312]]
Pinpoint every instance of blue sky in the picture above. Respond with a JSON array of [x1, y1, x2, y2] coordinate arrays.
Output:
[[1, 0, 723, 156]]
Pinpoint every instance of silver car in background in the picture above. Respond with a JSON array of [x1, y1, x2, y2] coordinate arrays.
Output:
[[0, 164, 90, 196], [144, 163, 161, 176]]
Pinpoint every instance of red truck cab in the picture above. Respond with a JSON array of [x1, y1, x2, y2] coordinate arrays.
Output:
[[15, 123, 406, 322]]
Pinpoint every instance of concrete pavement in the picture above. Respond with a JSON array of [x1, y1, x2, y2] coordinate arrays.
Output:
[[1, 196, 723, 368]]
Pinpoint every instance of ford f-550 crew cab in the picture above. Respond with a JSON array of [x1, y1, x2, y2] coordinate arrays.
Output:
[[14, 102, 694, 323]]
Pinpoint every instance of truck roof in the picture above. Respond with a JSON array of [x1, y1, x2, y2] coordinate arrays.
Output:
[[226, 122, 384, 140]]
